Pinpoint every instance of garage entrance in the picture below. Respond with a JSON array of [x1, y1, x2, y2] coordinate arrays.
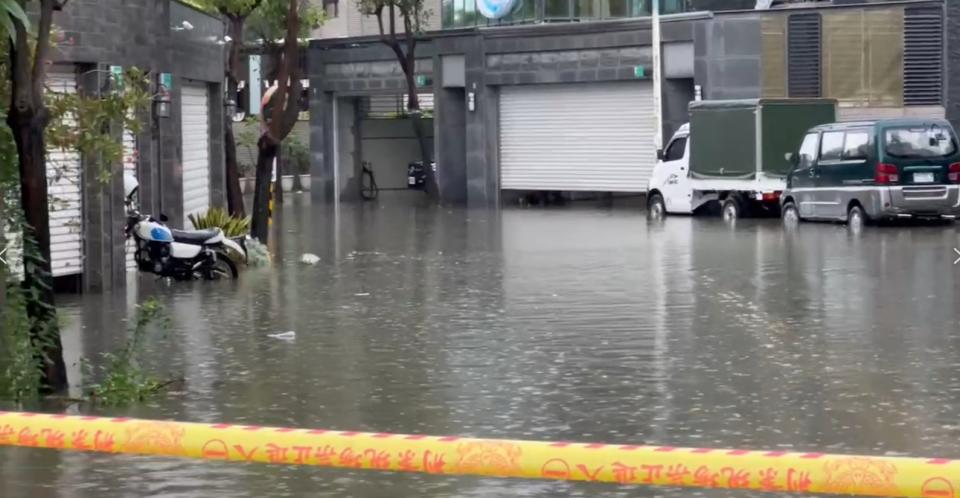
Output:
[[334, 93, 434, 201], [499, 81, 656, 193]]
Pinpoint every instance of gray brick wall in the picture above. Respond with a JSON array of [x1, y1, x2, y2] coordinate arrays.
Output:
[[485, 47, 651, 86]]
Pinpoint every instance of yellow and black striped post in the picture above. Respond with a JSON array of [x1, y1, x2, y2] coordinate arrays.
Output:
[[268, 182, 274, 226]]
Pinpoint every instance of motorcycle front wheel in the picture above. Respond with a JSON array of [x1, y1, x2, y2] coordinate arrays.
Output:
[[204, 253, 239, 280]]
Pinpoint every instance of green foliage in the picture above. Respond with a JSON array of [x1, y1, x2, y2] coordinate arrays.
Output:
[[191, 0, 264, 17], [45, 68, 152, 184], [0, 282, 42, 403], [0, 226, 61, 403], [356, 0, 432, 35], [236, 117, 259, 177], [282, 134, 309, 174], [187, 207, 251, 236], [248, 0, 324, 44], [0, 0, 28, 45], [85, 299, 169, 406]]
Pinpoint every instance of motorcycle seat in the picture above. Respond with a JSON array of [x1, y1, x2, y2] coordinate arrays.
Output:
[[171, 228, 221, 244]]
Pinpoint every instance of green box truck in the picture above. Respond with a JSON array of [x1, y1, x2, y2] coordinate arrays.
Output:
[[646, 98, 837, 221]]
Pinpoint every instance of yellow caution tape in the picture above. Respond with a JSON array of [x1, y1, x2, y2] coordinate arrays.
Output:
[[0, 411, 956, 497]]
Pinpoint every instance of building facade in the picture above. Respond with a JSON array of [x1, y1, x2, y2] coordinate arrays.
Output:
[[45, 0, 226, 291], [307, 0, 952, 207]]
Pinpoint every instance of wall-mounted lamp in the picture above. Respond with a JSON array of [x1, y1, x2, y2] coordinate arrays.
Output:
[[225, 98, 237, 118], [154, 92, 171, 118]]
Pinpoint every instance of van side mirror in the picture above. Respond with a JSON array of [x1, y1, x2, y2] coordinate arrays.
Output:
[[656, 149, 664, 161], [159, 213, 169, 223], [784, 152, 795, 163]]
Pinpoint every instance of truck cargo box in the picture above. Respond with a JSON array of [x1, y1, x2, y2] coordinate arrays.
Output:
[[689, 99, 837, 179]]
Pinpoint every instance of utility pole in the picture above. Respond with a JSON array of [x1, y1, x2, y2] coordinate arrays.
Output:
[[652, 0, 663, 155]]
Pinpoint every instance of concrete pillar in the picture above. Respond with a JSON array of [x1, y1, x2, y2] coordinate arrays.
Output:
[[79, 64, 126, 292], [434, 83, 468, 203], [463, 36, 499, 208], [208, 81, 226, 209], [160, 81, 184, 228]]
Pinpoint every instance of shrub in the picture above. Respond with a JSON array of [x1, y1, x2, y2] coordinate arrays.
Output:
[[188, 207, 251, 237]]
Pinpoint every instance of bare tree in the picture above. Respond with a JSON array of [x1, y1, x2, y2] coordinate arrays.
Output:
[[357, 0, 437, 199]]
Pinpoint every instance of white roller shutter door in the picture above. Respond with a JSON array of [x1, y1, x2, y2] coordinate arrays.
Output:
[[47, 71, 83, 277], [123, 128, 137, 272], [499, 82, 656, 192], [181, 84, 210, 227]]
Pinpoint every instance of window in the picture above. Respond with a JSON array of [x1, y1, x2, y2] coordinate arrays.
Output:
[[545, 0, 573, 19], [797, 133, 819, 168], [885, 126, 958, 158], [664, 136, 687, 162], [819, 131, 844, 161], [842, 132, 870, 160], [323, 0, 339, 17]]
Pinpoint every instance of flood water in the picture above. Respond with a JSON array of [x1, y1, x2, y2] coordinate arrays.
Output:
[[2, 193, 960, 497]]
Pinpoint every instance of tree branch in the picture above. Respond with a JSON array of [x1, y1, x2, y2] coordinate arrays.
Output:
[[32, 0, 58, 107], [388, 2, 396, 41], [375, 5, 385, 38], [267, 0, 301, 142], [10, 3, 31, 112]]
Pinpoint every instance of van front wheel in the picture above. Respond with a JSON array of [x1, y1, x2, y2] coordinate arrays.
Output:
[[648, 192, 666, 219]]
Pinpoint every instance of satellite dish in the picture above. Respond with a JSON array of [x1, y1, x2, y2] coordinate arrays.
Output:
[[477, 0, 519, 19]]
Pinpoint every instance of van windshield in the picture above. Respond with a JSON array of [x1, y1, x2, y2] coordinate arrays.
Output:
[[884, 126, 957, 158]]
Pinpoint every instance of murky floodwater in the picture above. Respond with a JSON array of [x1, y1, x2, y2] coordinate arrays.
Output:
[[2, 193, 960, 497]]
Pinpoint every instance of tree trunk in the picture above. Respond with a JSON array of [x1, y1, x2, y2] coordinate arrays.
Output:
[[274, 142, 284, 204], [8, 107, 68, 394], [224, 117, 245, 217], [224, 17, 246, 218], [250, 135, 279, 243]]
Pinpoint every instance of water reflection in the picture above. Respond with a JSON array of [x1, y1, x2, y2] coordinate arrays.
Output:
[[2, 193, 959, 497]]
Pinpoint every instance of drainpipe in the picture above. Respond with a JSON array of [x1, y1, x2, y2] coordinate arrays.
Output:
[[652, 0, 664, 155]]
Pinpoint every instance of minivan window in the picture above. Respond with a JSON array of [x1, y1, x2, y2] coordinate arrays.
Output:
[[797, 133, 819, 168], [842, 132, 871, 160], [884, 126, 958, 158], [664, 136, 687, 162], [820, 132, 845, 161]]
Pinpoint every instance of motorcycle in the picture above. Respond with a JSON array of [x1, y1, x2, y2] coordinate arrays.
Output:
[[124, 173, 244, 281]]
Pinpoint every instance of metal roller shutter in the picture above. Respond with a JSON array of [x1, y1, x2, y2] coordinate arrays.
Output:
[[123, 128, 137, 272], [47, 71, 83, 277], [499, 82, 655, 192], [181, 84, 210, 227]]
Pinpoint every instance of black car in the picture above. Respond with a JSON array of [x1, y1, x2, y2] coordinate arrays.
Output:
[[407, 161, 437, 189]]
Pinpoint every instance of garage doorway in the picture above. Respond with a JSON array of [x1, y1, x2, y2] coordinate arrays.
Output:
[[334, 93, 434, 202]]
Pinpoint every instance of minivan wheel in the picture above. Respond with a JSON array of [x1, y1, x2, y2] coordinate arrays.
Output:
[[648, 192, 666, 218], [722, 197, 742, 224], [782, 202, 800, 226], [847, 204, 867, 232]]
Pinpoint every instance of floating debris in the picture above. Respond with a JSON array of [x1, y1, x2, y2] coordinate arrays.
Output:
[[300, 253, 321, 265]]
